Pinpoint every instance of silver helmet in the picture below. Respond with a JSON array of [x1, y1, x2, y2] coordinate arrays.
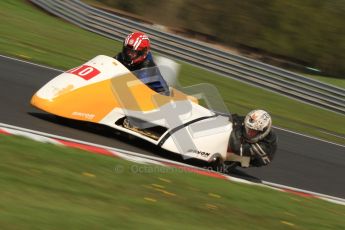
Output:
[[244, 110, 272, 143]]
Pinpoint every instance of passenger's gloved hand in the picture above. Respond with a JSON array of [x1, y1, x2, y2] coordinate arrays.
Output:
[[231, 114, 243, 130]]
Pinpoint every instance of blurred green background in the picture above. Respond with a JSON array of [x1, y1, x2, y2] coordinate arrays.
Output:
[[1, 2, 345, 228], [0, 0, 344, 144], [86, 0, 345, 78]]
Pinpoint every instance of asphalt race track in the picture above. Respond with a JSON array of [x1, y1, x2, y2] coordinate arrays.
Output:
[[1, 55, 344, 198]]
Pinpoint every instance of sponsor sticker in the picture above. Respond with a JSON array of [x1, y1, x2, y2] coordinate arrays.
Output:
[[67, 65, 100, 80]]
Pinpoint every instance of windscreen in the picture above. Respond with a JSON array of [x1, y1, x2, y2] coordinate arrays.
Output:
[[132, 67, 170, 96]]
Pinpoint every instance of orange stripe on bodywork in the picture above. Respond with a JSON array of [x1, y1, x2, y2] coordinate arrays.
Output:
[[31, 78, 117, 122], [31, 73, 198, 122], [110, 73, 198, 111]]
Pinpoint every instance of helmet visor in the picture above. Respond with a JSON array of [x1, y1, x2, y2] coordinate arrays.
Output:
[[123, 46, 144, 62], [245, 126, 259, 139]]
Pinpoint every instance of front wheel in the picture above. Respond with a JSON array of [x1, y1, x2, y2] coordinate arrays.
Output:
[[222, 161, 240, 173], [209, 158, 239, 174]]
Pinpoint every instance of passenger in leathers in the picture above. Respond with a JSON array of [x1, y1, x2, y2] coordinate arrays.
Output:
[[229, 110, 277, 167]]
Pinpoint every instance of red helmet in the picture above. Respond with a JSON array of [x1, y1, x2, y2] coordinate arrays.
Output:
[[122, 32, 150, 66]]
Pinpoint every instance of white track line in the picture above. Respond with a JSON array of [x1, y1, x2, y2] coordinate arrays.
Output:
[[262, 181, 345, 205], [1, 122, 344, 206], [0, 122, 205, 168], [0, 54, 63, 72], [1, 53, 344, 148], [274, 126, 345, 148]]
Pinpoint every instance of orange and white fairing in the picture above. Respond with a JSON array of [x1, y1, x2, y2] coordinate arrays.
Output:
[[31, 55, 233, 163]]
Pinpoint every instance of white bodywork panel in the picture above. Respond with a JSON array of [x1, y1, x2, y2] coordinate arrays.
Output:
[[33, 55, 234, 163], [36, 55, 129, 100]]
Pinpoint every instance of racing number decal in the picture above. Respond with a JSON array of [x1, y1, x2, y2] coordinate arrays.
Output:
[[67, 65, 100, 80]]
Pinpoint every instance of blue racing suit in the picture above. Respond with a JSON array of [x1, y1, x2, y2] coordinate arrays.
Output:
[[115, 52, 170, 95]]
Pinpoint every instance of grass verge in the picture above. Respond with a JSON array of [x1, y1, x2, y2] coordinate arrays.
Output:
[[1, 135, 345, 229], [0, 0, 344, 144]]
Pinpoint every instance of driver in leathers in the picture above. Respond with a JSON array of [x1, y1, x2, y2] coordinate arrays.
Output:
[[115, 32, 169, 95], [229, 110, 277, 167]]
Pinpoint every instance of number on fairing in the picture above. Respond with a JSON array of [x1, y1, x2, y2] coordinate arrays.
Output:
[[67, 65, 100, 80]]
